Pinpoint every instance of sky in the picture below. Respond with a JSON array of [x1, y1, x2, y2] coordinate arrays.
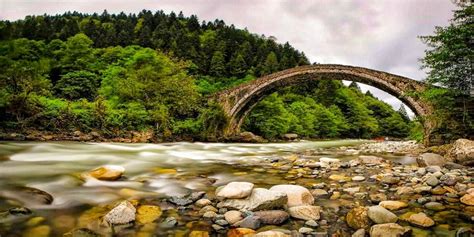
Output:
[[0, 0, 458, 116]]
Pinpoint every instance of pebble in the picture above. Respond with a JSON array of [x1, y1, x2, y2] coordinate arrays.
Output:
[[203, 211, 217, 218], [195, 199, 212, 207], [379, 201, 408, 211], [234, 215, 261, 229], [305, 219, 318, 227], [352, 176, 365, 181], [424, 202, 445, 211], [224, 210, 243, 225], [298, 227, 313, 234], [369, 223, 411, 237], [87, 165, 125, 181], [269, 185, 314, 207], [426, 175, 439, 186], [254, 210, 289, 225]]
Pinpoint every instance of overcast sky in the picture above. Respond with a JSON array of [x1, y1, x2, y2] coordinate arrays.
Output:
[[0, 0, 458, 116]]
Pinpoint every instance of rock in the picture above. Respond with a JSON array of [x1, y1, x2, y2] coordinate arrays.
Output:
[[381, 175, 400, 184], [426, 165, 442, 173], [104, 201, 136, 225], [269, 185, 314, 207], [23, 225, 51, 237], [136, 205, 161, 224], [227, 228, 256, 237], [305, 219, 318, 227], [283, 133, 298, 140], [212, 224, 225, 231], [195, 199, 212, 207], [169, 191, 205, 206], [460, 194, 474, 206], [203, 211, 217, 218], [417, 153, 445, 167], [224, 210, 243, 225], [352, 229, 365, 237], [320, 157, 340, 164], [311, 189, 329, 198], [189, 230, 210, 237], [234, 215, 261, 229], [369, 223, 411, 237], [424, 202, 445, 211], [162, 216, 177, 227], [358, 155, 385, 164], [199, 205, 218, 215], [215, 219, 228, 226], [236, 132, 266, 143], [66, 228, 100, 237], [367, 205, 398, 224], [218, 188, 287, 211], [87, 165, 124, 181], [299, 227, 313, 234], [254, 210, 289, 225], [288, 205, 321, 221], [255, 230, 290, 237], [407, 212, 435, 227], [0, 187, 54, 205], [379, 201, 408, 211], [396, 187, 414, 196], [217, 182, 254, 199], [369, 193, 387, 203], [425, 175, 439, 186], [352, 176, 365, 181], [329, 174, 351, 182], [346, 206, 369, 229], [447, 139, 474, 165]]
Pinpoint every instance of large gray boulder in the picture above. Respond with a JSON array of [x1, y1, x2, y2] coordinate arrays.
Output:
[[217, 188, 287, 211], [417, 153, 445, 167]]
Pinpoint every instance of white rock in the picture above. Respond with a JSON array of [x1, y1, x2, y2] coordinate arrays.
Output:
[[288, 205, 321, 221], [218, 188, 287, 211], [104, 201, 136, 225], [269, 185, 314, 207], [216, 182, 254, 199]]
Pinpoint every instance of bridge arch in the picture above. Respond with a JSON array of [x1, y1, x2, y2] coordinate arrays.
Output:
[[216, 64, 433, 143]]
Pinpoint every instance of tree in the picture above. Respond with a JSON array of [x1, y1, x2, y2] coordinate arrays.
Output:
[[262, 51, 279, 75], [55, 70, 98, 101], [229, 53, 247, 77], [420, 4, 473, 95], [209, 50, 226, 77], [398, 105, 410, 122]]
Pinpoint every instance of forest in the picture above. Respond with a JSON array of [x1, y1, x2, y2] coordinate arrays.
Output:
[[0, 10, 417, 141]]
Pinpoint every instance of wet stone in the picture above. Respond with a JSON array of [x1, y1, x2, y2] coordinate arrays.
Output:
[[253, 210, 289, 225], [424, 202, 445, 211], [234, 215, 261, 229], [367, 205, 398, 224]]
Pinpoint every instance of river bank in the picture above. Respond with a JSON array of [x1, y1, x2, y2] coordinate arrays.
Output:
[[0, 140, 472, 236]]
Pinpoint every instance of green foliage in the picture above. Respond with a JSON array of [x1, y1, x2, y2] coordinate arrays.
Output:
[[420, 4, 473, 95], [55, 70, 98, 100]]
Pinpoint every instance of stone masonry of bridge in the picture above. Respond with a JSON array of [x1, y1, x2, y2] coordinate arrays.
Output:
[[216, 64, 435, 144]]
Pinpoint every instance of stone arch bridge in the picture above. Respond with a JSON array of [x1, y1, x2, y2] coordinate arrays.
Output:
[[215, 64, 436, 144]]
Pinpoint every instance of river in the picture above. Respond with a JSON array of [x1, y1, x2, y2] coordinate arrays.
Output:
[[0, 140, 471, 236]]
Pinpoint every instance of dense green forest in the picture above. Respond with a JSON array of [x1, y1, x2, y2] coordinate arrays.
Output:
[[0, 10, 413, 140]]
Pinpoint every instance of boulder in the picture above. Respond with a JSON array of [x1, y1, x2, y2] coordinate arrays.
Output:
[[447, 139, 474, 165], [367, 206, 398, 224], [254, 210, 289, 225], [269, 185, 314, 207], [346, 206, 369, 229], [417, 153, 445, 167], [288, 205, 321, 221], [217, 182, 254, 199], [283, 133, 298, 140], [218, 188, 287, 211], [407, 212, 435, 227], [87, 165, 125, 181], [224, 210, 243, 225], [236, 132, 266, 143], [369, 223, 411, 237], [104, 201, 136, 225]]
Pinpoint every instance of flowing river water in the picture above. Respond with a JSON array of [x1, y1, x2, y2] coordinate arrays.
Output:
[[0, 140, 472, 237]]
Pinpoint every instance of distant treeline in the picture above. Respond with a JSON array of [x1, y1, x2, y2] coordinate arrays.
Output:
[[0, 10, 414, 140]]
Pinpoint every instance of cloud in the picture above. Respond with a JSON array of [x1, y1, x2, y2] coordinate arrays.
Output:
[[0, 0, 457, 116]]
